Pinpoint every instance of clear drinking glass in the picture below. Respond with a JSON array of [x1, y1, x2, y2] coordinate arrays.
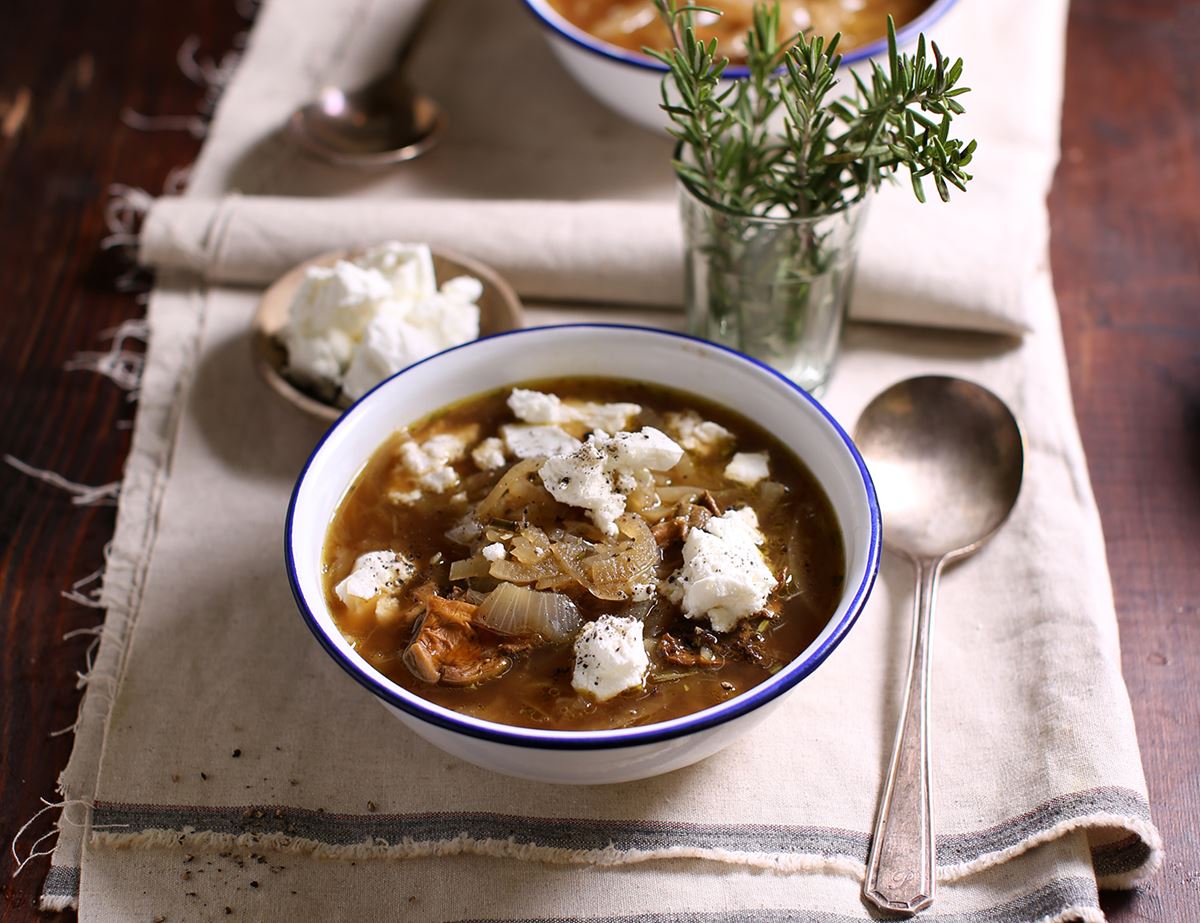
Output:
[[679, 181, 869, 393]]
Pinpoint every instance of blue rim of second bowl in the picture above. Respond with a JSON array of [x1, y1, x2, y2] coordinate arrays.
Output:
[[285, 323, 880, 751], [520, 0, 961, 78]]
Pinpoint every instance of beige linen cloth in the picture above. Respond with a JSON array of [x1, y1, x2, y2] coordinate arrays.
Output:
[[135, 0, 1053, 335], [40, 0, 1163, 919]]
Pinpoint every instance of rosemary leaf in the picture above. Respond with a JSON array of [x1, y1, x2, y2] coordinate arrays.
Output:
[[647, 1, 976, 215]]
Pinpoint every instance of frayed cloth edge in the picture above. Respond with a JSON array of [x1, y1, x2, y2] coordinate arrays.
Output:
[[90, 828, 865, 879], [88, 805, 1163, 889], [43, 283, 209, 898], [38, 894, 78, 912], [940, 811, 1164, 887]]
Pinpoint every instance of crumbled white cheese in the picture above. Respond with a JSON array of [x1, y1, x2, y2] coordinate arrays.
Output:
[[571, 615, 650, 702], [659, 573, 685, 605], [481, 542, 507, 562], [605, 427, 684, 472], [630, 581, 656, 602], [665, 410, 735, 455], [539, 440, 625, 536], [507, 388, 641, 433], [281, 326, 354, 393], [335, 551, 415, 604], [571, 401, 642, 433], [501, 424, 582, 460], [673, 507, 777, 632], [439, 274, 484, 304], [404, 289, 480, 354], [724, 451, 771, 487], [281, 242, 482, 400], [288, 260, 395, 341], [508, 389, 575, 425], [471, 437, 507, 471], [398, 433, 468, 497], [342, 309, 442, 401], [357, 241, 436, 305], [538, 427, 683, 536]]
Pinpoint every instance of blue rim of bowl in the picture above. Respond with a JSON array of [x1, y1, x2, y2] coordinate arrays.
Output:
[[285, 323, 881, 751], [520, 0, 960, 78]]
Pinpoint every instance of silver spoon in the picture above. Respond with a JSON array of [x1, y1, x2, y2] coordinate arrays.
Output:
[[287, 8, 444, 168], [854, 376, 1024, 915]]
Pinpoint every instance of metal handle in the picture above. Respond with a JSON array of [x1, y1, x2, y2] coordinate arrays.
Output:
[[864, 555, 941, 915]]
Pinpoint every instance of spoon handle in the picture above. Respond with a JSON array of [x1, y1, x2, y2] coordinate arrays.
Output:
[[864, 555, 941, 915]]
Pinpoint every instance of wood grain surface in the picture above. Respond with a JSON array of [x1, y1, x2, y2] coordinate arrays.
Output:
[[0, 0, 1195, 919]]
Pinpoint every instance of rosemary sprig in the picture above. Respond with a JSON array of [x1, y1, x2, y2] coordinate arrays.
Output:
[[646, 2, 977, 215]]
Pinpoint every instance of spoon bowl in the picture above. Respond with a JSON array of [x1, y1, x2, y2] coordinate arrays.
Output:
[[287, 5, 443, 169], [288, 74, 444, 168], [856, 376, 1024, 560], [854, 375, 1023, 915]]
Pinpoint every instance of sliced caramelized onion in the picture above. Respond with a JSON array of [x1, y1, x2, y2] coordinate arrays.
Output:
[[474, 458, 542, 523], [656, 485, 704, 505], [757, 480, 789, 513], [585, 514, 658, 598], [559, 519, 605, 543], [549, 533, 594, 586], [510, 526, 551, 564], [449, 556, 491, 581], [476, 582, 582, 642], [638, 503, 679, 524], [624, 468, 659, 513], [783, 517, 808, 599], [489, 555, 561, 585], [548, 517, 659, 601], [534, 571, 577, 591], [486, 525, 559, 583]]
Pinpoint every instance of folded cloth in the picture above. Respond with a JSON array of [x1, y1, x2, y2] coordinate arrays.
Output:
[[43, 0, 1164, 918], [134, 0, 1056, 335], [140, 197, 687, 307]]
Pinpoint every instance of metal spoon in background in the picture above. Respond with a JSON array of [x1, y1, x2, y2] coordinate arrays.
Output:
[[287, 6, 444, 168], [854, 376, 1024, 915]]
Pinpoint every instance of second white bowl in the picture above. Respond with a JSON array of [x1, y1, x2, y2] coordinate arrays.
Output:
[[521, 0, 961, 132]]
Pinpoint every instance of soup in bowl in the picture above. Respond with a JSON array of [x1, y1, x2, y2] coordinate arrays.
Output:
[[287, 325, 879, 784], [522, 0, 960, 131]]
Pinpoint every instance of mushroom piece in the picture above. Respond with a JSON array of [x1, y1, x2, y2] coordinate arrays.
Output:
[[658, 631, 726, 669], [402, 595, 512, 686], [651, 502, 713, 548]]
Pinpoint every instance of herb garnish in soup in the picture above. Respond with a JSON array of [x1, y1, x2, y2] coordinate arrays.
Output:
[[547, 0, 933, 63], [323, 378, 844, 731]]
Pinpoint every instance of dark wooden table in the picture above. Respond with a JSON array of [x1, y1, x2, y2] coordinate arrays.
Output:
[[1, 0, 1196, 919]]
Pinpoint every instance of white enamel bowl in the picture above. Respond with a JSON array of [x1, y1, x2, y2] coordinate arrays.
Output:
[[521, 0, 961, 133], [286, 325, 880, 785]]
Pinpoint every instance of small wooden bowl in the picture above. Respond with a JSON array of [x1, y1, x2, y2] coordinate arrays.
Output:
[[253, 247, 524, 422]]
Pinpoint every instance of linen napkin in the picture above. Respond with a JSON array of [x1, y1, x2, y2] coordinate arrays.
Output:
[[41, 0, 1164, 918], [134, 0, 1054, 335]]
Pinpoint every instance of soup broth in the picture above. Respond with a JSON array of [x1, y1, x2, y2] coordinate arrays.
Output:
[[547, 0, 932, 62], [323, 378, 844, 731]]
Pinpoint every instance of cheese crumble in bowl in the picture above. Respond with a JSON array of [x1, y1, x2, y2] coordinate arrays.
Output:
[[286, 325, 879, 783], [254, 242, 523, 422]]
